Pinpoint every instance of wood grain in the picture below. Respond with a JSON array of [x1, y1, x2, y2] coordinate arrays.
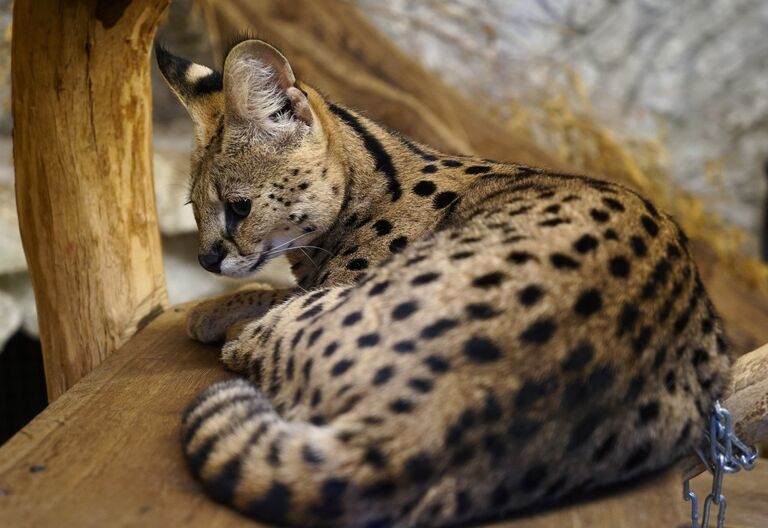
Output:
[[0, 306, 765, 527], [681, 343, 768, 480], [12, 0, 170, 400]]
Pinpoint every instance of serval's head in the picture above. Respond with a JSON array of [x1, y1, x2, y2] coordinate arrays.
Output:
[[157, 39, 344, 277]]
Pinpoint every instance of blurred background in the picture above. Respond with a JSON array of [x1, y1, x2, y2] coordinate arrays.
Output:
[[2, 0, 768, 443]]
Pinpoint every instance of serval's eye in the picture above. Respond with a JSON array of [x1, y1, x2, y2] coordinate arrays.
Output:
[[227, 198, 252, 219]]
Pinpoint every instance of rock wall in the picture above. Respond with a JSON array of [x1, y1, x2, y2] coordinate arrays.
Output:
[[357, 0, 768, 248]]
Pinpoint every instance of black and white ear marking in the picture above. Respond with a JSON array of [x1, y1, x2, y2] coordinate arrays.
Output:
[[223, 40, 313, 136], [155, 43, 222, 99], [155, 43, 223, 139]]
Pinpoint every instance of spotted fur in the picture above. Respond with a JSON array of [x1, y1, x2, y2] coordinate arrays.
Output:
[[157, 40, 732, 527]]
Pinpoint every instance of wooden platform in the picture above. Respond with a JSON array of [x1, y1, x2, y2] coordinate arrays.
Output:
[[0, 305, 765, 527]]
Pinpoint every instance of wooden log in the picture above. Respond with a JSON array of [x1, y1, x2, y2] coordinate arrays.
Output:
[[12, 0, 170, 400], [680, 342, 768, 479]]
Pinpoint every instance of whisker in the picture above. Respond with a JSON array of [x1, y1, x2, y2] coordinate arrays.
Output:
[[298, 248, 319, 270], [268, 230, 316, 253], [297, 245, 334, 256]]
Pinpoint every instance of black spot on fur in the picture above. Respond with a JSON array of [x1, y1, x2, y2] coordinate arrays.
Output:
[[465, 165, 491, 175], [630, 235, 648, 257], [652, 347, 667, 370], [412, 271, 441, 286], [310, 478, 349, 522], [373, 365, 396, 385], [508, 251, 537, 264], [358, 333, 381, 347], [408, 377, 433, 393], [567, 411, 605, 451], [472, 271, 506, 288], [369, 280, 390, 296], [463, 336, 502, 362], [331, 359, 355, 376], [389, 236, 408, 253], [364, 447, 388, 468], [404, 453, 435, 483], [692, 348, 709, 366], [342, 311, 363, 326], [405, 255, 428, 266], [641, 215, 659, 237], [302, 445, 324, 465], [574, 234, 599, 253], [561, 342, 594, 372], [638, 401, 660, 424], [665, 370, 677, 394], [520, 318, 557, 344], [389, 398, 414, 414], [433, 191, 459, 209], [515, 377, 555, 410], [539, 217, 570, 227], [518, 284, 544, 306], [617, 303, 640, 336], [625, 374, 645, 403], [245, 481, 292, 524], [623, 442, 652, 471], [413, 180, 436, 196], [297, 304, 323, 321], [466, 303, 501, 320], [373, 219, 393, 236], [483, 392, 503, 421], [347, 258, 369, 271], [393, 340, 416, 354], [323, 341, 339, 357], [609, 256, 631, 278], [421, 318, 459, 339], [574, 289, 603, 317], [602, 197, 625, 212], [550, 253, 580, 269], [302, 289, 329, 308], [424, 354, 450, 373], [205, 457, 241, 503], [392, 301, 419, 321], [632, 325, 653, 356], [451, 250, 474, 260], [592, 433, 618, 462], [590, 209, 610, 223], [307, 328, 324, 348]]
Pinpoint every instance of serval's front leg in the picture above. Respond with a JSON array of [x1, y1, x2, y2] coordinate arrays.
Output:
[[186, 284, 296, 344]]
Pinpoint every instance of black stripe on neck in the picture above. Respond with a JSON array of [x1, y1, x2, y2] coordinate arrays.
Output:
[[328, 103, 402, 202]]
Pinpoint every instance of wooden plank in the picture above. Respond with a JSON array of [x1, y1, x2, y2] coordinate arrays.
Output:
[[2, 306, 764, 527], [0, 305, 246, 527], [12, 0, 170, 401]]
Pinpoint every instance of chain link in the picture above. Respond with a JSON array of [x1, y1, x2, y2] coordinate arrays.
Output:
[[683, 400, 758, 528]]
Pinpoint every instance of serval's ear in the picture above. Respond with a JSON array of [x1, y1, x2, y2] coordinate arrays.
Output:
[[155, 43, 223, 143], [223, 40, 312, 140]]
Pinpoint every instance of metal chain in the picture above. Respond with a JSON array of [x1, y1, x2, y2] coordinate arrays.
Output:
[[683, 400, 758, 528]]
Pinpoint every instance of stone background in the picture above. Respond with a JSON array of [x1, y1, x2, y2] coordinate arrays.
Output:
[[1, 0, 768, 349], [359, 0, 768, 245]]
